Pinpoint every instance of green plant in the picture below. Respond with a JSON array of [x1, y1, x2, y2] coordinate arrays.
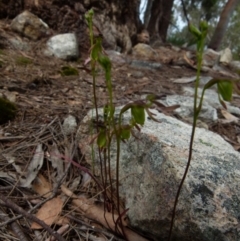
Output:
[[15, 56, 32, 66], [85, 9, 238, 241], [168, 21, 236, 241], [60, 66, 78, 76], [0, 97, 17, 124], [85, 9, 163, 239]]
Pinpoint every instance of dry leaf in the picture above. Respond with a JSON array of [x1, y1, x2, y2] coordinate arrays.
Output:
[[173, 76, 196, 84], [48, 142, 64, 178], [31, 196, 63, 229], [67, 100, 82, 106], [220, 109, 239, 123], [20, 144, 44, 187], [233, 144, 240, 151], [61, 185, 149, 241], [4, 91, 17, 102], [49, 74, 61, 79], [3, 154, 23, 174], [32, 174, 52, 198], [0, 170, 17, 182], [183, 53, 196, 69]]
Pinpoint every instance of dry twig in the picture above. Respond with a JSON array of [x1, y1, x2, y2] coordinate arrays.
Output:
[[0, 194, 66, 241]]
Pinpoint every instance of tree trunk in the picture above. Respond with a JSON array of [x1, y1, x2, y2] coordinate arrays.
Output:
[[146, 0, 162, 40], [146, 0, 174, 43], [89, 0, 142, 53], [208, 0, 240, 50], [1, 0, 142, 53], [158, 0, 174, 42], [144, 0, 154, 28]]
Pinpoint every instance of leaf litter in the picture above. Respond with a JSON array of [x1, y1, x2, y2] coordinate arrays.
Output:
[[0, 17, 240, 241]]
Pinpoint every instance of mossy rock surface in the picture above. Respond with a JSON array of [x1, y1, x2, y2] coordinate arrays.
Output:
[[0, 97, 17, 124]]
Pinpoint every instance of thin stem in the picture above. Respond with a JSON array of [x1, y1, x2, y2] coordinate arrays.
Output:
[[115, 134, 127, 239], [168, 36, 205, 241]]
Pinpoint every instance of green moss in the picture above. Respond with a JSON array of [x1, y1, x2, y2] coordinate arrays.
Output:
[[15, 56, 32, 66], [60, 66, 79, 76], [0, 97, 17, 124]]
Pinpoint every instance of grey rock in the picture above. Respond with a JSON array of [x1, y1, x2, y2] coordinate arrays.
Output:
[[172, 51, 193, 66], [198, 76, 212, 85], [77, 107, 240, 241], [45, 33, 79, 60], [105, 50, 127, 65], [183, 87, 220, 108], [171, 45, 181, 52], [9, 38, 31, 51], [229, 60, 240, 72], [63, 115, 77, 135], [212, 64, 238, 78], [132, 43, 158, 59], [202, 49, 220, 67], [160, 94, 218, 121], [10, 10, 50, 41], [130, 60, 162, 70], [130, 71, 144, 78], [183, 86, 240, 116], [151, 39, 162, 48], [220, 48, 232, 64]]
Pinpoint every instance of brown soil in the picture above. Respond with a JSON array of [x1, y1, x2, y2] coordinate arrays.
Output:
[[1, 21, 240, 241]]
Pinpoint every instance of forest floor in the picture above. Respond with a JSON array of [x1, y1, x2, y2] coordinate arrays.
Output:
[[1, 24, 240, 241]]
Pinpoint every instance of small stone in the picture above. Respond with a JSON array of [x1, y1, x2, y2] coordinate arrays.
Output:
[[45, 33, 79, 60], [132, 43, 158, 60], [229, 60, 240, 72], [220, 47, 232, 64], [62, 115, 77, 135], [202, 49, 220, 67], [130, 60, 162, 70], [10, 10, 50, 40]]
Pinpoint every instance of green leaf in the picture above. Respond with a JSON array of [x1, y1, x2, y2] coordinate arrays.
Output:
[[97, 130, 107, 148], [203, 78, 218, 90], [131, 106, 145, 125], [217, 81, 233, 101], [85, 9, 94, 25], [98, 54, 112, 85], [91, 38, 102, 61], [120, 104, 131, 116], [189, 23, 201, 39], [200, 21, 208, 32], [120, 128, 131, 140], [200, 21, 208, 37], [98, 54, 111, 71]]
